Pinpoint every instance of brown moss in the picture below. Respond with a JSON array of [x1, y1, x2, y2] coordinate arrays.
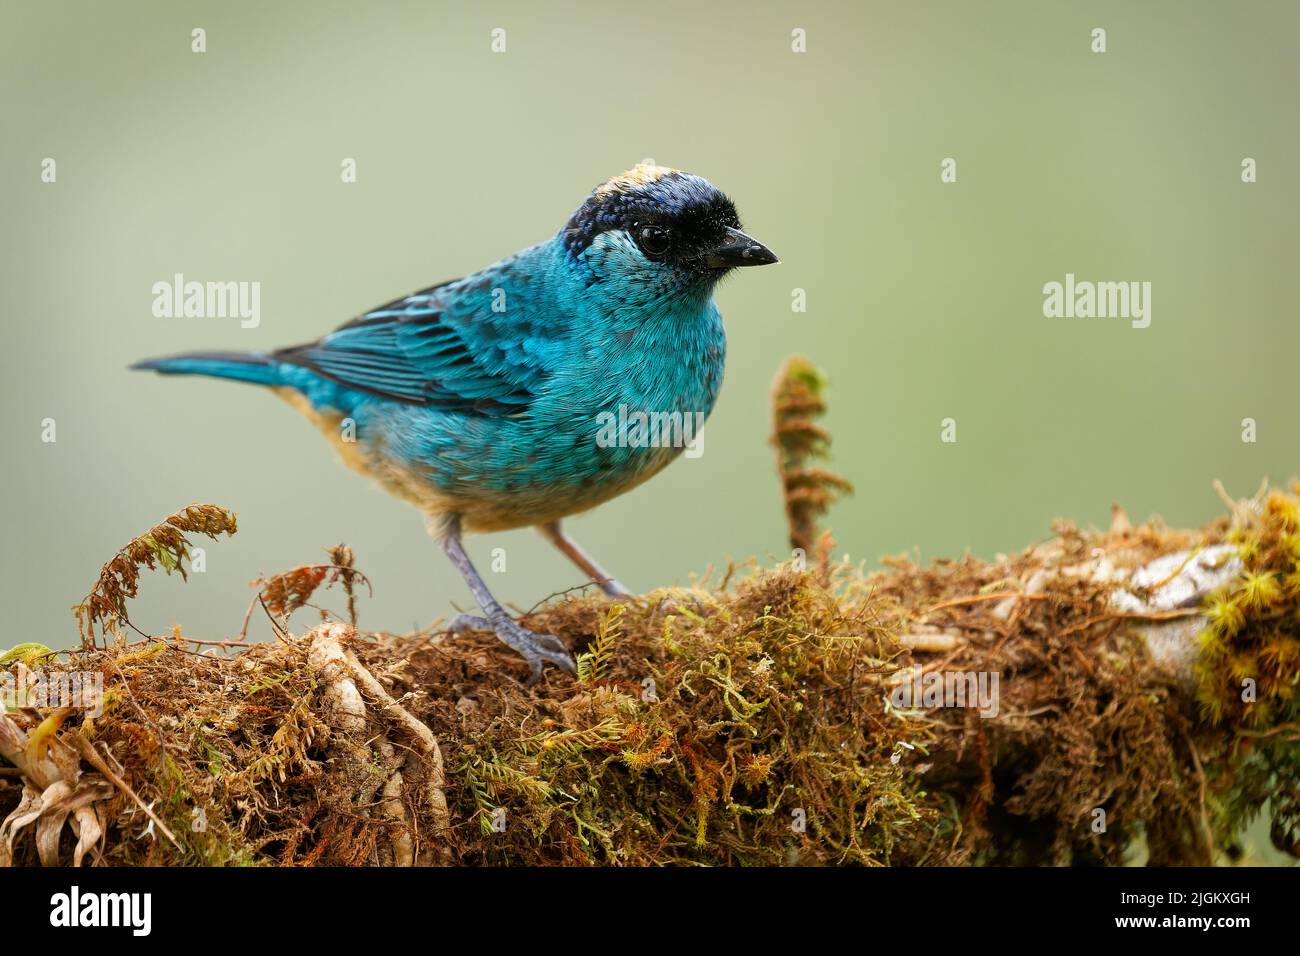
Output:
[[4, 487, 1297, 866]]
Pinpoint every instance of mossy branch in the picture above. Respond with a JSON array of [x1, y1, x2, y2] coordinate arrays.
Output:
[[7, 482, 1297, 867]]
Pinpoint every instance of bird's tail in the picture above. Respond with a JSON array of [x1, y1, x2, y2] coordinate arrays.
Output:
[[130, 351, 283, 387]]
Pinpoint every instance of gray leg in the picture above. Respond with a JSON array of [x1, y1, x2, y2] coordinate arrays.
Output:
[[435, 515, 575, 683], [537, 520, 632, 598]]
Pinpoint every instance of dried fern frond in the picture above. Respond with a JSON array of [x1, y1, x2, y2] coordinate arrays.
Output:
[[73, 504, 238, 648], [770, 356, 853, 555], [252, 544, 372, 627]]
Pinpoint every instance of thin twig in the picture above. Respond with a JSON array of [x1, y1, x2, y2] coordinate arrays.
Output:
[[1144, 545, 1203, 594], [1236, 723, 1300, 741], [916, 591, 1052, 618], [236, 589, 261, 643], [1058, 607, 1201, 639], [1179, 727, 1216, 865]]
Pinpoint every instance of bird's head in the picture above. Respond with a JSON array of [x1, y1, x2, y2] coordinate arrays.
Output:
[[560, 164, 778, 292]]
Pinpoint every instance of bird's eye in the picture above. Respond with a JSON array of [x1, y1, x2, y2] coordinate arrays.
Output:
[[636, 224, 671, 258]]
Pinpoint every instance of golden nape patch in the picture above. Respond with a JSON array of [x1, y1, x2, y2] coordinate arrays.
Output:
[[596, 163, 680, 197]]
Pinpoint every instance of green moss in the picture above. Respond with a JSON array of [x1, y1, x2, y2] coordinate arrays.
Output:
[[1193, 487, 1300, 856]]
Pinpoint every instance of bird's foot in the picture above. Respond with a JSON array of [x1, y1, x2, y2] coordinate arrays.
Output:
[[446, 613, 575, 684], [446, 613, 489, 634]]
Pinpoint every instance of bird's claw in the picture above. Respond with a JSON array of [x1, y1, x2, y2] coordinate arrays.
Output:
[[445, 613, 575, 684], [447, 613, 490, 634]]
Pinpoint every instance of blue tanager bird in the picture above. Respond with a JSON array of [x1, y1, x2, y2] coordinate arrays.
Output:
[[133, 165, 778, 681]]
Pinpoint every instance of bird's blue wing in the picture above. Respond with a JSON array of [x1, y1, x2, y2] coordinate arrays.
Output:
[[275, 251, 560, 416]]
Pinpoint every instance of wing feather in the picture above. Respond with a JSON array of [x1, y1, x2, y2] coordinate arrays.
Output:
[[274, 256, 554, 416]]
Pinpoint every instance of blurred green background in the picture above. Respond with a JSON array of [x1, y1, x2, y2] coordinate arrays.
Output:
[[2, 0, 1297, 667]]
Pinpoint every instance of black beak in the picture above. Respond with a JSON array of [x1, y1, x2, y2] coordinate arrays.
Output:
[[703, 227, 779, 269]]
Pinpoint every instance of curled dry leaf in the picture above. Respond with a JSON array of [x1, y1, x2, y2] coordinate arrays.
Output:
[[0, 682, 113, 866]]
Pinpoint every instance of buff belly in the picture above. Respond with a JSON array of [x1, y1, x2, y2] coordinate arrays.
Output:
[[274, 387, 681, 533]]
